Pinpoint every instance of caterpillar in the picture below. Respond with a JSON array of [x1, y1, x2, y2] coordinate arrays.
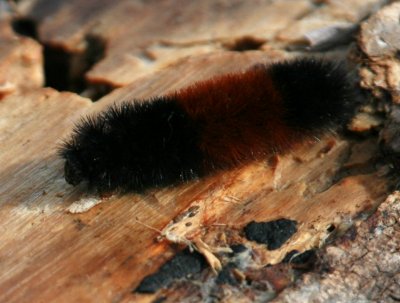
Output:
[[60, 58, 357, 193]]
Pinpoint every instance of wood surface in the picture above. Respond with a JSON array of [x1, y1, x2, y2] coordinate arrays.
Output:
[[275, 191, 400, 302], [0, 16, 42, 97], [0, 0, 398, 302]]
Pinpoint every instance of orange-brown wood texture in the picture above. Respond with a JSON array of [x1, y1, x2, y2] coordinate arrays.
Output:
[[0, 1, 397, 302]]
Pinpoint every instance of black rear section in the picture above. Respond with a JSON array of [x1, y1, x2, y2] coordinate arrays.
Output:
[[270, 58, 357, 131]]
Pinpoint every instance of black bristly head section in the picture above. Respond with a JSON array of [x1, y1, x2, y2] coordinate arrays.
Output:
[[60, 115, 109, 189], [270, 58, 357, 132], [59, 97, 203, 193]]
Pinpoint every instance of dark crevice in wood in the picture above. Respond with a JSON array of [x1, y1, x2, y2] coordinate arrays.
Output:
[[11, 18, 38, 39], [43, 34, 111, 100], [224, 36, 265, 52], [10, 19, 113, 101], [43, 45, 72, 91]]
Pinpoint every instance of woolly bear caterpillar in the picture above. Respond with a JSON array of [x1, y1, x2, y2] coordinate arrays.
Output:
[[60, 58, 357, 193]]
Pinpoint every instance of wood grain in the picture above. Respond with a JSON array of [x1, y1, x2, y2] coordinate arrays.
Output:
[[0, 0, 395, 302]]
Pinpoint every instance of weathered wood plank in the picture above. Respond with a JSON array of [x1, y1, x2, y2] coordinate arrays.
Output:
[[0, 0, 395, 302]]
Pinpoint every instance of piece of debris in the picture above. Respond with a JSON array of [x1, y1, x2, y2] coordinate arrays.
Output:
[[134, 249, 207, 294], [244, 219, 298, 250], [66, 196, 103, 213]]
